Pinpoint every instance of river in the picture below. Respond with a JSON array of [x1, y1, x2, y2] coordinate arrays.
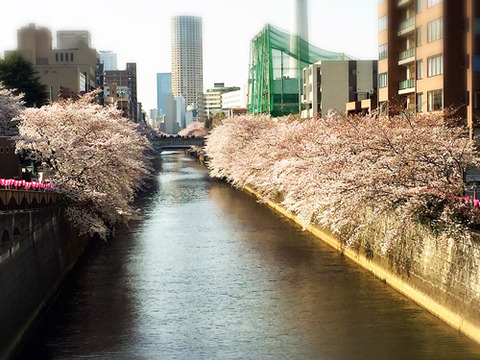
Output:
[[16, 151, 480, 359]]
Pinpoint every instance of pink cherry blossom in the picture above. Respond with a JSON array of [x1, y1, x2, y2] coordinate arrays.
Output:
[[15, 90, 151, 239], [205, 110, 480, 253]]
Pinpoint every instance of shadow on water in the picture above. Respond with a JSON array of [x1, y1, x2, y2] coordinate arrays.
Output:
[[15, 151, 480, 360]]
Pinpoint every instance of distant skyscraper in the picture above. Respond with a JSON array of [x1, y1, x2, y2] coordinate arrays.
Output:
[[157, 73, 172, 114], [171, 16, 204, 108], [99, 51, 117, 71]]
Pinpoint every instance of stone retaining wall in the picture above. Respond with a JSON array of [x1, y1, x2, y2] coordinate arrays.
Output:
[[244, 185, 480, 345], [0, 209, 90, 359]]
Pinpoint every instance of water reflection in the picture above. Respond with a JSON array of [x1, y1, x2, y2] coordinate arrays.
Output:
[[17, 151, 480, 360]]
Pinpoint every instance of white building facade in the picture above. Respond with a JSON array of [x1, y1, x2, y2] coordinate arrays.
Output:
[[301, 60, 377, 118]]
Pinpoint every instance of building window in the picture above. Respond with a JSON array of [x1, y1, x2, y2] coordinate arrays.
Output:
[[474, 18, 480, 35], [417, 0, 423, 12], [60, 53, 64, 62], [379, 72, 388, 88], [417, 93, 424, 112], [71, 53, 74, 61], [417, 60, 423, 79], [427, 18, 443, 42], [474, 91, 480, 109], [416, 27, 422, 46], [427, 89, 443, 111], [55, 53, 58, 62], [427, 55, 443, 77], [427, 0, 442, 7], [379, 15, 388, 32], [474, 55, 480, 72], [379, 44, 388, 60]]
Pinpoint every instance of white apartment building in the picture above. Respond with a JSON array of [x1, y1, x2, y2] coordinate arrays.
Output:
[[301, 60, 378, 118], [222, 85, 248, 110]]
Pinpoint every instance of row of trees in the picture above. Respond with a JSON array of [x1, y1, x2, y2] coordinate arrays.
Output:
[[205, 111, 480, 255], [1, 84, 151, 239]]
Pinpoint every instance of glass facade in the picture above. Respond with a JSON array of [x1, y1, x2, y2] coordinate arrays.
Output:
[[248, 24, 352, 116]]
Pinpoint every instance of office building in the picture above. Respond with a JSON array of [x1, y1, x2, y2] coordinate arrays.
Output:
[[174, 96, 186, 130], [222, 85, 249, 116], [8, 24, 100, 101], [204, 83, 240, 117], [186, 104, 198, 126], [157, 73, 172, 115], [171, 16, 204, 108], [378, 0, 480, 135], [99, 51, 118, 71]]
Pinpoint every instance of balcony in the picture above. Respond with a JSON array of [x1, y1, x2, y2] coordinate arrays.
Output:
[[398, 17, 415, 36], [346, 101, 361, 113], [398, 48, 415, 65], [398, 78, 415, 94], [398, 0, 413, 7]]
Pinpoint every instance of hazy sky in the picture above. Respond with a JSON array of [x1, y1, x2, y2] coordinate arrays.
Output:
[[0, 0, 378, 112]]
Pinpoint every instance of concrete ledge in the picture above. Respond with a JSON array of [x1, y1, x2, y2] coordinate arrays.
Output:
[[243, 185, 480, 345]]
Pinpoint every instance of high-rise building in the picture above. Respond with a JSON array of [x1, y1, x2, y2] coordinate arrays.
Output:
[[378, 0, 480, 136], [99, 51, 117, 71], [171, 16, 204, 108], [156, 73, 172, 114]]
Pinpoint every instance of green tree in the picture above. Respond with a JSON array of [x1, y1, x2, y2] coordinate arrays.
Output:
[[0, 52, 48, 107]]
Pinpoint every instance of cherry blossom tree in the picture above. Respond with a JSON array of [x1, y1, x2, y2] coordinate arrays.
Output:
[[15, 90, 151, 239], [205, 111, 480, 254], [0, 83, 24, 136], [178, 121, 209, 137]]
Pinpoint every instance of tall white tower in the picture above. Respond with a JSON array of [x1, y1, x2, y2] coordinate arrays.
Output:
[[290, 0, 308, 75], [291, 0, 308, 42], [290, 0, 308, 112]]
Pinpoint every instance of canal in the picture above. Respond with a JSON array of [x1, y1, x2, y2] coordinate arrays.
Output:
[[17, 151, 480, 359]]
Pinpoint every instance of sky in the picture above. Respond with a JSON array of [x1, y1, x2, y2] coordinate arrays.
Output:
[[0, 0, 378, 112]]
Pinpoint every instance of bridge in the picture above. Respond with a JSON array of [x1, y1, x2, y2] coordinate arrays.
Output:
[[150, 135, 205, 151]]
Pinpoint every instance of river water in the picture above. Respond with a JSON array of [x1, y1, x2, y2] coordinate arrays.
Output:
[[17, 151, 480, 359]]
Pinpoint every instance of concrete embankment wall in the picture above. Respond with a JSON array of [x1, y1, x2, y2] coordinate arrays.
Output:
[[0, 208, 90, 359], [244, 186, 480, 345]]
